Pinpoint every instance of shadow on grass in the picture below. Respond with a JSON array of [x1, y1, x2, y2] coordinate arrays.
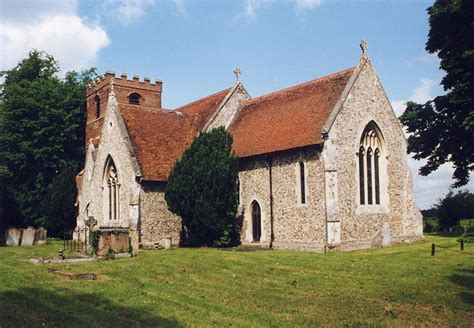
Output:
[[449, 268, 474, 305], [0, 287, 182, 327]]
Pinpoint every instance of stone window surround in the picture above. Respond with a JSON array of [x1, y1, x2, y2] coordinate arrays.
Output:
[[245, 197, 266, 243], [355, 120, 390, 215], [102, 156, 121, 222]]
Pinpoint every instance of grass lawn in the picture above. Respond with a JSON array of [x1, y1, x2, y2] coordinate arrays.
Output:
[[0, 235, 473, 327]]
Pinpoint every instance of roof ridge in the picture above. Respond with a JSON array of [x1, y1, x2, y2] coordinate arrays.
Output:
[[175, 87, 232, 111], [245, 67, 356, 105]]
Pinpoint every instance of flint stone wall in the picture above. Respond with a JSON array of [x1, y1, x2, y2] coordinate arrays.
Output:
[[239, 147, 327, 251], [139, 182, 181, 247], [206, 84, 250, 130], [328, 58, 423, 249]]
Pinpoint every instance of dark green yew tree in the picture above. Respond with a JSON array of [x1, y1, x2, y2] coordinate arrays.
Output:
[[0, 50, 96, 234], [400, 0, 474, 187], [165, 127, 240, 247]]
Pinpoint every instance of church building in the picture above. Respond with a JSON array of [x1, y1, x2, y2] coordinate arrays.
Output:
[[75, 44, 423, 252]]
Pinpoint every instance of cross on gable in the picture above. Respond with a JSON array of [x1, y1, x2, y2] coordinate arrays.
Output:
[[233, 67, 241, 82]]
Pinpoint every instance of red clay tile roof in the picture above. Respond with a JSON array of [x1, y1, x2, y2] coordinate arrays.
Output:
[[176, 88, 231, 128], [229, 68, 355, 158], [120, 89, 230, 181]]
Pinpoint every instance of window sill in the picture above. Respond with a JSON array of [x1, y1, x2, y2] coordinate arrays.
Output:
[[355, 204, 390, 215]]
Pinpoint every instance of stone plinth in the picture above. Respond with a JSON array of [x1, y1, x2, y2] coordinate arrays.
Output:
[[97, 229, 130, 256]]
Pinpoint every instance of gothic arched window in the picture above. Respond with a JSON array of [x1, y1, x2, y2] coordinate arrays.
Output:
[[104, 157, 119, 221], [128, 92, 141, 105], [358, 121, 385, 206]]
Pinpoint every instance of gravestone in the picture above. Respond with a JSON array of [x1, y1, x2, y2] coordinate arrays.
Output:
[[35, 227, 47, 245], [5, 228, 22, 247], [21, 226, 35, 246], [370, 229, 383, 248], [382, 223, 391, 247]]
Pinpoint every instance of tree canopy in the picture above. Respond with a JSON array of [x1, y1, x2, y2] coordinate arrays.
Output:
[[399, 0, 474, 187], [165, 127, 240, 247], [0, 50, 96, 234], [435, 190, 474, 230]]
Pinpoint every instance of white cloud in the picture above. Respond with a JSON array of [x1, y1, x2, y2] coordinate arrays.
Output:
[[296, 0, 325, 10], [408, 158, 474, 209], [104, 0, 156, 25], [411, 78, 434, 104], [236, 0, 324, 20], [0, 0, 110, 72], [391, 77, 435, 117], [238, 0, 264, 19], [172, 0, 187, 15]]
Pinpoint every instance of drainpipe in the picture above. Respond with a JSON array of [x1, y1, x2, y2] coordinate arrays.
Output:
[[268, 155, 275, 248]]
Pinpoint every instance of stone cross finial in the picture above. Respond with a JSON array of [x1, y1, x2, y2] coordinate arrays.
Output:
[[360, 40, 368, 55], [233, 67, 241, 83]]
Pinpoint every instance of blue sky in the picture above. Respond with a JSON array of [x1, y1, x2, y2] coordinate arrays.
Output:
[[1, 0, 472, 208]]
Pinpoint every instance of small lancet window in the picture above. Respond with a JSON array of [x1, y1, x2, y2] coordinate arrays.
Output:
[[299, 161, 306, 204], [129, 92, 141, 105], [94, 95, 101, 119]]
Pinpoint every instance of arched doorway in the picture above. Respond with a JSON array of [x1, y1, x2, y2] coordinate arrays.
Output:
[[251, 201, 261, 242]]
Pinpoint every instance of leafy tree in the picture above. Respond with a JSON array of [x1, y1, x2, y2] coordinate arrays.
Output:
[[399, 0, 474, 187], [436, 190, 474, 230], [0, 50, 96, 231], [41, 165, 78, 236], [165, 127, 240, 247]]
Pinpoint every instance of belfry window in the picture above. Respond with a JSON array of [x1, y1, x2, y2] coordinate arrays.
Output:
[[94, 95, 101, 119], [104, 157, 119, 221], [358, 121, 385, 206], [129, 92, 141, 105]]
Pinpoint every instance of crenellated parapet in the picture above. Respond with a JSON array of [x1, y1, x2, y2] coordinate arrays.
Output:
[[86, 71, 162, 97]]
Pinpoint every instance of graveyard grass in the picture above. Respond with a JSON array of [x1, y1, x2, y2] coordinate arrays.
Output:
[[0, 235, 472, 327]]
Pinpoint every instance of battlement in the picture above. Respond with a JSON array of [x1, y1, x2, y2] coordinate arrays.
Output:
[[86, 71, 162, 97]]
